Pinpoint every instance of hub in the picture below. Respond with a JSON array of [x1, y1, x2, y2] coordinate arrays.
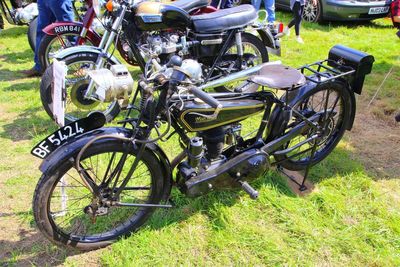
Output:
[[70, 80, 99, 110]]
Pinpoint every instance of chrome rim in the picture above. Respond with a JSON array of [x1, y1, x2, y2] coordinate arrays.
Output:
[[45, 34, 94, 67], [302, 0, 320, 22]]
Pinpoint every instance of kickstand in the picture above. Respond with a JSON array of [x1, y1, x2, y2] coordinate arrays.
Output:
[[278, 140, 318, 192]]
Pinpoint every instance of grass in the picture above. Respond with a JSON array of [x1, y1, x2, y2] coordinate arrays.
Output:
[[0, 12, 399, 266]]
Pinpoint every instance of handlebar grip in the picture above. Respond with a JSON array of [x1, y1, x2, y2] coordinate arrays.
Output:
[[190, 87, 221, 109]]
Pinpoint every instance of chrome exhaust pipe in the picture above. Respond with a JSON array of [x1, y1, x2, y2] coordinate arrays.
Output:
[[198, 61, 281, 91]]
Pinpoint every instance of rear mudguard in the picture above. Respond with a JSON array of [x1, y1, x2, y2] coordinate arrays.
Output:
[[38, 127, 173, 194], [257, 28, 281, 56], [53, 45, 121, 65], [42, 21, 101, 46], [267, 80, 356, 141]]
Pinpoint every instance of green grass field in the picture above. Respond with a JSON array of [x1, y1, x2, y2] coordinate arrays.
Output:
[[0, 12, 399, 266]]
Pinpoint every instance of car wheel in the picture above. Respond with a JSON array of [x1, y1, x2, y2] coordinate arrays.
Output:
[[302, 0, 322, 22]]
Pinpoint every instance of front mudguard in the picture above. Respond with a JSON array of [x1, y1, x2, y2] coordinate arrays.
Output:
[[39, 127, 173, 195], [257, 28, 281, 56], [42, 21, 101, 46], [53, 45, 121, 65], [267, 80, 356, 141]]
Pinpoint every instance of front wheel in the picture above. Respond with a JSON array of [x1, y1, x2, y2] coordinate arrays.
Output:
[[27, 16, 37, 51], [33, 140, 170, 250], [40, 51, 120, 124], [273, 82, 352, 170]]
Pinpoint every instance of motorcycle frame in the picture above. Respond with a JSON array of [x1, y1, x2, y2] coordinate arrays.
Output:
[[73, 78, 328, 201]]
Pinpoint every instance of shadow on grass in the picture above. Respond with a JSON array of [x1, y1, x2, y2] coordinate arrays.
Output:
[[0, 211, 82, 266], [145, 145, 364, 232], [0, 106, 56, 141], [2, 80, 39, 91], [0, 25, 28, 37], [0, 49, 33, 65], [0, 68, 27, 81]]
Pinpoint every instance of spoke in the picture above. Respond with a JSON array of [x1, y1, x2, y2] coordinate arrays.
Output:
[[63, 172, 88, 189]]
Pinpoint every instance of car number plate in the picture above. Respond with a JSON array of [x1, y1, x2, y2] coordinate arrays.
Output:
[[31, 113, 106, 159], [368, 6, 389, 15]]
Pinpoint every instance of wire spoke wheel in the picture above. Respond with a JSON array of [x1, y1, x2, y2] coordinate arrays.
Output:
[[43, 33, 94, 68], [274, 82, 351, 170], [214, 32, 269, 92], [33, 141, 168, 250], [40, 52, 120, 124]]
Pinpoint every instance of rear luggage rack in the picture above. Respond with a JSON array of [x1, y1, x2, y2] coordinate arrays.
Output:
[[298, 59, 355, 84]]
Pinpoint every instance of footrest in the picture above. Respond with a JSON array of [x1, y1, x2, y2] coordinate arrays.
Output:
[[239, 180, 259, 199]]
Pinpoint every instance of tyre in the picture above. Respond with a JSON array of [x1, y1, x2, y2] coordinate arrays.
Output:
[[0, 13, 4, 30], [33, 140, 170, 250], [273, 82, 351, 170], [40, 52, 120, 124], [27, 16, 37, 51], [302, 0, 322, 23], [214, 32, 269, 92], [39, 33, 96, 71]]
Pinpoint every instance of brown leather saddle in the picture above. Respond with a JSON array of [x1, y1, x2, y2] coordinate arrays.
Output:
[[248, 64, 306, 90]]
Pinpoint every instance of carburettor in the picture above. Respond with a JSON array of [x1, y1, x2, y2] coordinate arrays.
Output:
[[88, 64, 134, 105]]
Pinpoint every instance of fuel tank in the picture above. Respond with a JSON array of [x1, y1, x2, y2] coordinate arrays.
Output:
[[133, 2, 191, 31], [176, 98, 266, 132]]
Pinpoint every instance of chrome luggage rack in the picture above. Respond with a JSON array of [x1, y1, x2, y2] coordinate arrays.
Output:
[[298, 59, 356, 84]]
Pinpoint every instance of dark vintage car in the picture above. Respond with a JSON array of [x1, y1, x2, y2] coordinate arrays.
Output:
[[235, 0, 392, 22], [277, 0, 392, 22]]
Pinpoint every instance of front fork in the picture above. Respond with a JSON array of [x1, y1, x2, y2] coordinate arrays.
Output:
[[84, 5, 127, 100]]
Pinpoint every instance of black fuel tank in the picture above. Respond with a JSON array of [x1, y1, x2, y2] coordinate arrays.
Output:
[[133, 2, 191, 31], [177, 98, 266, 132]]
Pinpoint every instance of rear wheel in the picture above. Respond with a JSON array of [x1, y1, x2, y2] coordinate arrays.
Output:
[[214, 32, 269, 92], [27, 16, 37, 51], [39, 33, 96, 71], [33, 140, 170, 250], [273, 82, 351, 170], [40, 52, 120, 124]]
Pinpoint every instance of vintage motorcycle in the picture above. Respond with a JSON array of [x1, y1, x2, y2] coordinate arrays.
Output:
[[31, 45, 373, 250], [39, 0, 281, 125], [0, 0, 37, 50], [37, 0, 220, 70]]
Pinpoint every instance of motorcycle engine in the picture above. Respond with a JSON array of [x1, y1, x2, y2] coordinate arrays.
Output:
[[140, 32, 188, 60], [176, 123, 269, 197], [88, 64, 134, 105]]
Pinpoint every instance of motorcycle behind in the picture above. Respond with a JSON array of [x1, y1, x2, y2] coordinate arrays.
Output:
[[0, 0, 38, 50], [31, 45, 374, 250], [39, 0, 281, 125]]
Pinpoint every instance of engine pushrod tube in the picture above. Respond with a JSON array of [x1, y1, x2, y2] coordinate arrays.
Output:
[[198, 61, 281, 91]]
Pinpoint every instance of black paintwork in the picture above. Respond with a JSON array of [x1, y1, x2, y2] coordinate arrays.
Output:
[[176, 98, 266, 132], [133, 3, 191, 31]]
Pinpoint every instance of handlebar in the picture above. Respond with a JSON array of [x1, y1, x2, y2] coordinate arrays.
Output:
[[189, 87, 221, 109]]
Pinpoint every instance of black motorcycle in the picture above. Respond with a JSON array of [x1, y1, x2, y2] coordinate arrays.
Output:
[[39, 0, 281, 125], [31, 45, 373, 250]]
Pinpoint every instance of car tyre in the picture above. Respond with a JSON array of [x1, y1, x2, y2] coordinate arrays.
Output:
[[302, 0, 322, 22]]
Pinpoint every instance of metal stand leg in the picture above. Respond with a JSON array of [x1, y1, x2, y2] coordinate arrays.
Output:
[[277, 140, 318, 192], [299, 139, 318, 191]]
